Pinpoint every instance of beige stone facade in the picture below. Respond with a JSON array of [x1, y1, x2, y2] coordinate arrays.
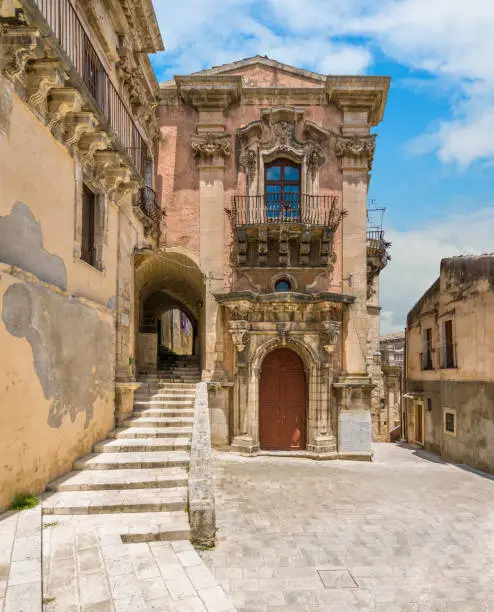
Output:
[[379, 332, 405, 441], [0, 0, 162, 510], [152, 57, 391, 459], [405, 255, 494, 473]]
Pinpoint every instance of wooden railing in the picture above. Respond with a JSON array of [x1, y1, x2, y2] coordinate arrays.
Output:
[[31, 0, 147, 176], [232, 194, 342, 229]]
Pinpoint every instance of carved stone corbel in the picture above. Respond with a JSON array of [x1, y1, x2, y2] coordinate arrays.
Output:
[[258, 228, 268, 266], [64, 111, 97, 149], [77, 131, 110, 169], [321, 320, 341, 354], [27, 59, 66, 117], [47, 88, 83, 133], [228, 319, 250, 353], [113, 179, 139, 204], [0, 26, 42, 84], [102, 165, 131, 197], [300, 229, 311, 265], [190, 132, 232, 159]]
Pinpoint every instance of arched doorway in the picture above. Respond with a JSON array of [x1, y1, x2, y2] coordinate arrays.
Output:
[[259, 348, 307, 450]]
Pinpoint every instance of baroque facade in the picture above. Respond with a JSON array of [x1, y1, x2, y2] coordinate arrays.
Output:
[[405, 255, 494, 473], [150, 57, 391, 459]]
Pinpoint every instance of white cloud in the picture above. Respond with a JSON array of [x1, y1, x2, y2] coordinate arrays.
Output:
[[152, 0, 494, 166], [380, 206, 494, 334]]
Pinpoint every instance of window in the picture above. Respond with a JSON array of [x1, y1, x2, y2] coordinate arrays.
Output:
[[427, 398, 432, 411], [444, 408, 456, 436], [274, 278, 291, 292], [81, 185, 97, 268], [265, 159, 300, 221], [421, 328, 433, 370], [441, 320, 455, 368]]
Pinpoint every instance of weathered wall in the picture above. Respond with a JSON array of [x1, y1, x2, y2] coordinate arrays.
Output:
[[407, 255, 494, 473], [0, 93, 118, 510]]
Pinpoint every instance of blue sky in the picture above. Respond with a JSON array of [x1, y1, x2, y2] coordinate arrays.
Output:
[[150, 0, 494, 333]]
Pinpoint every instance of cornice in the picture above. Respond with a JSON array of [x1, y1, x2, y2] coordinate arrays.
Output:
[[175, 75, 242, 109], [214, 290, 355, 305], [326, 76, 390, 126]]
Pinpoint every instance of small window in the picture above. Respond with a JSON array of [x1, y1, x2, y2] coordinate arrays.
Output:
[[441, 320, 455, 368], [274, 278, 291, 292], [265, 159, 301, 221], [421, 328, 434, 370], [81, 185, 97, 268], [444, 408, 456, 436], [427, 398, 432, 411]]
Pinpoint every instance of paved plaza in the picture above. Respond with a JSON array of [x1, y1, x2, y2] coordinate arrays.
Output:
[[199, 443, 494, 612]]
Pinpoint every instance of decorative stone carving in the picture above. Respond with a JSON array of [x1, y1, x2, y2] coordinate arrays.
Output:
[[300, 229, 311, 265], [64, 111, 97, 149], [279, 228, 289, 266], [27, 59, 66, 117], [190, 132, 232, 158], [257, 228, 268, 266], [335, 133, 376, 169], [228, 320, 249, 352], [322, 320, 341, 353], [77, 131, 110, 169], [0, 26, 42, 84], [236, 228, 248, 265], [47, 88, 83, 132]]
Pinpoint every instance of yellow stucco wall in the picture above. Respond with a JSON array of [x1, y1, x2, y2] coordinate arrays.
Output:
[[0, 94, 118, 510]]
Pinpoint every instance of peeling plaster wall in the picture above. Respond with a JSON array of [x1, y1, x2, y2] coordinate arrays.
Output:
[[0, 93, 120, 510], [0, 271, 115, 510]]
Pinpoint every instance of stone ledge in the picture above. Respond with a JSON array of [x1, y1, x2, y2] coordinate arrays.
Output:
[[188, 382, 216, 547]]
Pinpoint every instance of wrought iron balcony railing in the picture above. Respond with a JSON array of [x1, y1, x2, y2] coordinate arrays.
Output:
[[232, 194, 342, 229], [136, 186, 161, 237], [31, 0, 147, 176], [367, 230, 389, 256]]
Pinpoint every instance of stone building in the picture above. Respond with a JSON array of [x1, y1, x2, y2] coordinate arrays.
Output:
[[151, 57, 391, 459], [0, 0, 163, 509], [379, 332, 405, 441], [0, 2, 392, 508], [405, 255, 494, 473]]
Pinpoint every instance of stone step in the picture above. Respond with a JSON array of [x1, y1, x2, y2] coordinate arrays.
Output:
[[74, 451, 189, 470], [124, 416, 194, 428], [135, 391, 196, 398], [131, 409, 194, 419], [42, 487, 187, 515], [134, 399, 194, 406], [94, 438, 191, 453], [51, 512, 191, 542], [109, 426, 193, 439], [47, 467, 188, 491]]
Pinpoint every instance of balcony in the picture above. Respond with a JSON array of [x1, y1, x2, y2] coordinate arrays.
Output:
[[28, 0, 147, 176], [134, 187, 161, 240], [367, 230, 390, 258], [231, 194, 344, 268], [367, 229, 391, 298], [232, 193, 342, 229]]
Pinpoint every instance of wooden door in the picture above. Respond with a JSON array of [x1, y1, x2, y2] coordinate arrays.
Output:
[[259, 348, 306, 450]]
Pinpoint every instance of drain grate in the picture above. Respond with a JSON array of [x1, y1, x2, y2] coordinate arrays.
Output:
[[317, 569, 359, 589]]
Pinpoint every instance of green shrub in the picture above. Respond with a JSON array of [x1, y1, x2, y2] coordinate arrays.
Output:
[[9, 493, 39, 511]]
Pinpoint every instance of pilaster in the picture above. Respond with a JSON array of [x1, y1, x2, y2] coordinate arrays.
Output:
[[182, 78, 239, 380]]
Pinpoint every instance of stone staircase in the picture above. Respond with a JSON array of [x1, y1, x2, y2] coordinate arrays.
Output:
[[42, 379, 199, 542], [157, 351, 201, 383]]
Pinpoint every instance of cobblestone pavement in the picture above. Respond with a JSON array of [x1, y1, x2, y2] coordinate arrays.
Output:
[[199, 443, 494, 612]]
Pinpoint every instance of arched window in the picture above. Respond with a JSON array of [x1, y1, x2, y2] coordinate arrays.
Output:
[[265, 159, 300, 221], [274, 278, 292, 292]]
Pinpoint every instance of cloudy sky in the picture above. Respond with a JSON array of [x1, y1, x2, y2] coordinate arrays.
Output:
[[150, 0, 494, 333]]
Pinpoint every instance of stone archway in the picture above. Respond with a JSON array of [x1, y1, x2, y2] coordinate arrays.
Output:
[[259, 347, 307, 451], [134, 251, 205, 375]]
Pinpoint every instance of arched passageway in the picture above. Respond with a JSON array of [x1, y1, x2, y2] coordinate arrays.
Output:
[[134, 251, 205, 375], [259, 348, 307, 451]]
